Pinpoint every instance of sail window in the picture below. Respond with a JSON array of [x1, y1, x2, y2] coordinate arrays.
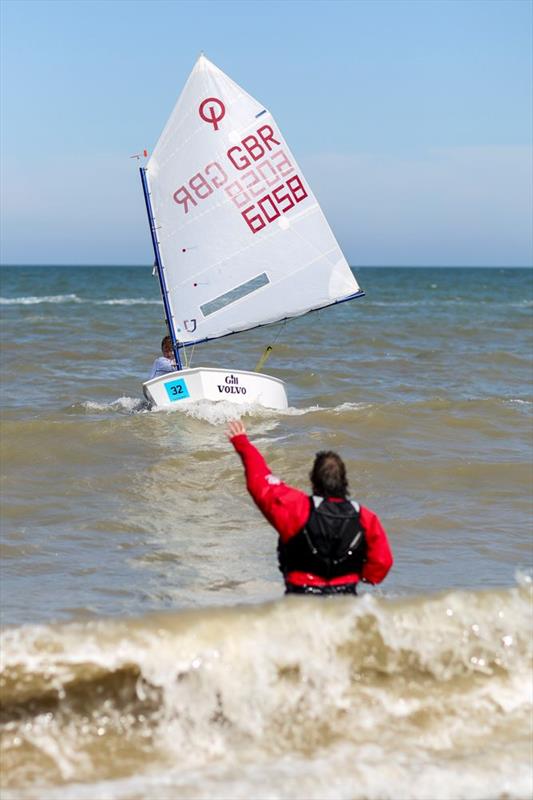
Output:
[[200, 272, 270, 317]]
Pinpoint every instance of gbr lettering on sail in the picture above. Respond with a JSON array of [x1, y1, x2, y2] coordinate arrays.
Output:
[[172, 123, 308, 234]]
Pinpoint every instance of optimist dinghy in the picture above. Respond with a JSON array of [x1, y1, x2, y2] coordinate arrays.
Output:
[[140, 55, 364, 409]]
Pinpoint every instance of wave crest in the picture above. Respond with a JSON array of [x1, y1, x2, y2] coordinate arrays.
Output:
[[0, 295, 161, 306], [1, 584, 531, 795]]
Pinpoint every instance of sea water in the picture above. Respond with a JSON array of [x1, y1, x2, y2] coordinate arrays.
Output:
[[0, 266, 532, 799]]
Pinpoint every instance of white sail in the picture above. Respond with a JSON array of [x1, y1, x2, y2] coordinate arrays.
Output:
[[146, 55, 361, 345]]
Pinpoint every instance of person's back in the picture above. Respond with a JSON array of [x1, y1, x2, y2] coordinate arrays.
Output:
[[277, 495, 367, 593], [227, 420, 393, 595], [149, 335, 176, 380]]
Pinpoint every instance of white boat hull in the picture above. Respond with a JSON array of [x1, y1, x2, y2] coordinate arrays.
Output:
[[143, 367, 288, 410]]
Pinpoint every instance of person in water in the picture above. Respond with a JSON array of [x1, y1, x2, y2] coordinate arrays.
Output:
[[149, 335, 177, 379], [227, 419, 393, 595]]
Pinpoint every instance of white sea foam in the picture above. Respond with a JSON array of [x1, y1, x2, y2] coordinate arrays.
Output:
[[0, 294, 82, 305], [73, 396, 379, 429], [1, 583, 531, 800], [0, 295, 161, 306], [94, 298, 161, 306], [79, 397, 146, 413], [148, 399, 370, 424]]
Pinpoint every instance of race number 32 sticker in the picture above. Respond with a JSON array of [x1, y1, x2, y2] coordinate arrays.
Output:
[[164, 378, 190, 402]]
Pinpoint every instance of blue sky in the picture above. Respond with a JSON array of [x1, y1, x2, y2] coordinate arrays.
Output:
[[1, 0, 531, 266]]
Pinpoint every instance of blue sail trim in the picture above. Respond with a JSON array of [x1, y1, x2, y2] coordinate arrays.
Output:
[[139, 167, 182, 370], [178, 289, 365, 348]]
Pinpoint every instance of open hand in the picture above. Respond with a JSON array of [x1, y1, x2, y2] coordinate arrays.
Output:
[[227, 419, 246, 439]]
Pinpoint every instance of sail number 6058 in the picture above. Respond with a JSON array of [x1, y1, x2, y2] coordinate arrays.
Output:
[[241, 175, 308, 234]]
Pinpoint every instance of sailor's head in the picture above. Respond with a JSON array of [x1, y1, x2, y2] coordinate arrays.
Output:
[[310, 451, 348, 498], [161, 335, 173, 357]]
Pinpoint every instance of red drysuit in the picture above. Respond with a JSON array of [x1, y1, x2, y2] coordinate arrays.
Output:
[[231, 433, 393, 591]]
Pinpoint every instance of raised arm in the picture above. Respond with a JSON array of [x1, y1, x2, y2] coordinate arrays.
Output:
[[227, 421, 309, 542]]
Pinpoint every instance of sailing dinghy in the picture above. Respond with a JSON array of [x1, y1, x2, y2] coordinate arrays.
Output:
[[141, 55, 363, 409]]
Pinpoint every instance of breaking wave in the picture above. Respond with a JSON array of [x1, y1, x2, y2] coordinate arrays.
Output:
[[0, 296, 161, 306], [74, 397, 371, 423], [1, 578, 531, 799], [0, 294, 82, 305], [77, 397, 148, 414]]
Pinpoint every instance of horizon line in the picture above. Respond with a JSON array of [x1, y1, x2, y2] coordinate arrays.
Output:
[[0, 268, 533, 269]]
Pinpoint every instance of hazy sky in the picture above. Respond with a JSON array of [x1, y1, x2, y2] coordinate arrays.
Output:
[[1, 0, 531, 266]]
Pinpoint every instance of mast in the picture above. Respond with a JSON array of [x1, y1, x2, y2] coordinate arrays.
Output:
[[139, 166, 183, 370]]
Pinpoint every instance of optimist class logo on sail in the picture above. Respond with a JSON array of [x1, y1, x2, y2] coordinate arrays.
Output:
[[174, 112, 309, 234], [198, 97, 226, 130]]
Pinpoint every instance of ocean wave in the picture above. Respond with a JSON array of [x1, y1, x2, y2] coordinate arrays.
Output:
[[66, 394, 532, 430], [366, 298, 533, 309], [5, 294, 527, 311], [366, 299, 471, 307], [93, 298, 161, 306], [77, 397, 148, 414], [0, 295, 161, 306], [151, 400, 371, 424], [0, 294, 82, 305], [166, 400, 319, 423], [505, 398, 532, 406], [1, 578, 531, 798], [74, 396, 371, 422]]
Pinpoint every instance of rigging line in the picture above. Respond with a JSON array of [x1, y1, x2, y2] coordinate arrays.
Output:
[[273, 318, 288, 344]]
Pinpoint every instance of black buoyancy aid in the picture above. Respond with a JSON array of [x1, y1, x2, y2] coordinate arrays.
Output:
[[278, 496, 367, 581]]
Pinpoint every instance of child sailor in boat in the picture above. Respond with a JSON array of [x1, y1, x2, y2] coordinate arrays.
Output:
[[149, 335, 176, 379]]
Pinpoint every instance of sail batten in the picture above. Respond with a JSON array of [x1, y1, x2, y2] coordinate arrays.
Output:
[[146, 55, 361, 345]]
